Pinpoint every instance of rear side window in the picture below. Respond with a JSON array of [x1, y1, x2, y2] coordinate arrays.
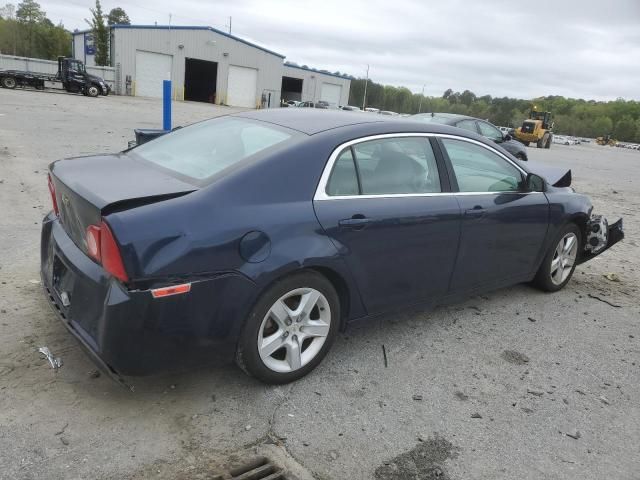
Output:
[[132, 117, 295, 181], [326, 149, 359, 196], [325, 137, 441, 196]]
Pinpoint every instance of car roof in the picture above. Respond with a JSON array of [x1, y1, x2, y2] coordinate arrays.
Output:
[[233, 108, 388, 135], [411, 112, 478, 125], [232, 108, 485, 138]]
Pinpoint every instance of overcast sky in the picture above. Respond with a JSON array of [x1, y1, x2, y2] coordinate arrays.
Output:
[[38, 0, 640, 100]]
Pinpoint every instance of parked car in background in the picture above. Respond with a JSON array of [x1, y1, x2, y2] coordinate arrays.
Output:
[[41, 109, 623, 384], [379, 111, 398, 116], [411, 113, 529, 161], [364, 107, 380, 113], [283, 100, 300, 107], [341, 105, 361, 111]]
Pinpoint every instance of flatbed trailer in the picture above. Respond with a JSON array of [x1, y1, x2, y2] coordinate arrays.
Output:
[[0, 56, 109, 97]]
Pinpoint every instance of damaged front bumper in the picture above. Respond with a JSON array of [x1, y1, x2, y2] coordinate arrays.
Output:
[[577, 216, 624, 265]]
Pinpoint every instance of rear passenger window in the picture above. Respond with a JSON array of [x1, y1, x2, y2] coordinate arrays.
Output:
[[353, 137, 441, 195], [326, 148, 359, 196]]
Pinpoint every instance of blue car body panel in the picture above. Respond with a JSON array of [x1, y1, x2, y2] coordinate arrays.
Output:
[[40, 109, 622, 377]]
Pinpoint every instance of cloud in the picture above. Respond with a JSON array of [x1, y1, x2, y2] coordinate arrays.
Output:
[[39, 0, 640, 100]]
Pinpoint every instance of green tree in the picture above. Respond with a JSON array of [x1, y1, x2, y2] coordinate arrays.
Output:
[[16, 0, 44, 56], [614, 115, 636, 142], [107, 6, 130, 25], [592, 116, 614, 137], [86, 0, 109, 65]]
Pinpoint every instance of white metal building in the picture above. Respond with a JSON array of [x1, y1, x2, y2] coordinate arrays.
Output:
[[72, 25, 351, 109], [281, 64, 351, 107]]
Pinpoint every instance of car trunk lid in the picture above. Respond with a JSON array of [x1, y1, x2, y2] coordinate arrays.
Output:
[[49, 153, 196, 256]]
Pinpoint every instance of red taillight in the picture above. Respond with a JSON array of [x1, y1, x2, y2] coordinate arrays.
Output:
[[85, 220, 129, 283], [48, 174, 59, 216]]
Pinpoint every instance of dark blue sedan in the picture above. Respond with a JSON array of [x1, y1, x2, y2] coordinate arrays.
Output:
[[41, 109, 623, 384]]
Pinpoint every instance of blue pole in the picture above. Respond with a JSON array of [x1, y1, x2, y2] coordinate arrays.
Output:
[[163, 79, 172, 131]]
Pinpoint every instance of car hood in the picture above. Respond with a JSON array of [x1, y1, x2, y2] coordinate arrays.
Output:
[[526, 161, 572, 187]]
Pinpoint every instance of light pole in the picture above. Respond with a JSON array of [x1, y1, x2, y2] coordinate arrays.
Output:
[[418, 84, 425, 113], [362, 64, 369, 110]]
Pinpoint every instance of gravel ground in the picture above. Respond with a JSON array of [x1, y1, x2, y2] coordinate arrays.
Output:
[[0, 88, 638, 480]]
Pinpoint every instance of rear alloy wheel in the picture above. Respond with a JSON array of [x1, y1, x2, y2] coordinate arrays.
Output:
[[86, 85, 100, 97], [533, 224, 581, 292], [236, 271, 339, 383], [1, 76, 16, 89]]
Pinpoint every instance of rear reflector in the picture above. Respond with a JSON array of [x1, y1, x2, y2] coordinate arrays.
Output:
[[151, 283, 191, 298], [85, 220, 129, 283], [86, 225, 102, 260], [47, 174, 59, 216]]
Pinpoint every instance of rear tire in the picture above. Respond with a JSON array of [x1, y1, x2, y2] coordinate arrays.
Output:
[[1, 76, 17, 89], [236, 271, 340, 384], [515, 152, 527, 161], [523, 141, 530, 147], [532, 223, 581, 292]]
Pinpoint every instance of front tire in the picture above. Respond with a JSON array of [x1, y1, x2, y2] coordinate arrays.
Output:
[[236, 271, 340, 384], [86, 84, 100, 97], [533, 224, 581, 292]]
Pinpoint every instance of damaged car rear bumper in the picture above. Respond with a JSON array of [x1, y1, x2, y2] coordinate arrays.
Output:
[[40, 213, 258, 377]]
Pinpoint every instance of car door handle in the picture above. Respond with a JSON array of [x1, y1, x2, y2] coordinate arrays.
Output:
[[465, 206, 486, 217], [338, 216, 371, 229]]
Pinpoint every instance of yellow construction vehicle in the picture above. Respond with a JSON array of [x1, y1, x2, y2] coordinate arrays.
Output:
[[514, 108, 553, 148], [596, 135, 617, 146]]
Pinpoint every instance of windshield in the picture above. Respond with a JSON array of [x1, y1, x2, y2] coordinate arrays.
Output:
[[131, 117, 296, 182]]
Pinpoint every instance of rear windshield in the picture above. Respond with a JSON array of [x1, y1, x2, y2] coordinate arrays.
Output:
[[131, 117, 296, 182]]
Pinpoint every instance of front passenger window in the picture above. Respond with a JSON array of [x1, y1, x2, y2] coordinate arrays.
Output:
[[477, 121, 503, 142], [442, 139, 522, 192]]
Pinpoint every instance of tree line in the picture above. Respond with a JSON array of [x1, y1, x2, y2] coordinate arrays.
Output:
[[0, 0, 129, 63], [348, 78, 640, 142]]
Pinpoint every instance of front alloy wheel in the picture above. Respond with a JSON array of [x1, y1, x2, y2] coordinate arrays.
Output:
[[533, 223, 581, 292], [236, 271, 339, 383], [550, 232, 578, 286]]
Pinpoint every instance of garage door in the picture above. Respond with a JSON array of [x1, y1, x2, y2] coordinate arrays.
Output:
[[135, 51, 172, 98], [227, 65, 258, 108], [320, 83, 342, 107]]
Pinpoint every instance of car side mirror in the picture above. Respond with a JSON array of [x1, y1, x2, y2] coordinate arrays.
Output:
[[524, 173, 545, 192]]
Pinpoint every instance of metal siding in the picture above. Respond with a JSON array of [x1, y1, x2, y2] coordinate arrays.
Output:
[[112, 28, 282, 105], [282, 65, 351, 105]]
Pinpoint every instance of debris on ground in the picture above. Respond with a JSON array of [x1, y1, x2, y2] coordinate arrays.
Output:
[[470, 413, 482, 419], [412, 394, 423, 401], [382, 344, 388, 368], [566, 431, 581, 440], [604, 273, 621, 282], [528, 317, 537, 322], [587, 293, 622, 308], [89, 370, 101, 379], [501, 350, 530, 365], [527, 388, 544, 397], [37, 346, 62, 370], [600, 396, 611, 406], [54, 423, 68, 436]]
